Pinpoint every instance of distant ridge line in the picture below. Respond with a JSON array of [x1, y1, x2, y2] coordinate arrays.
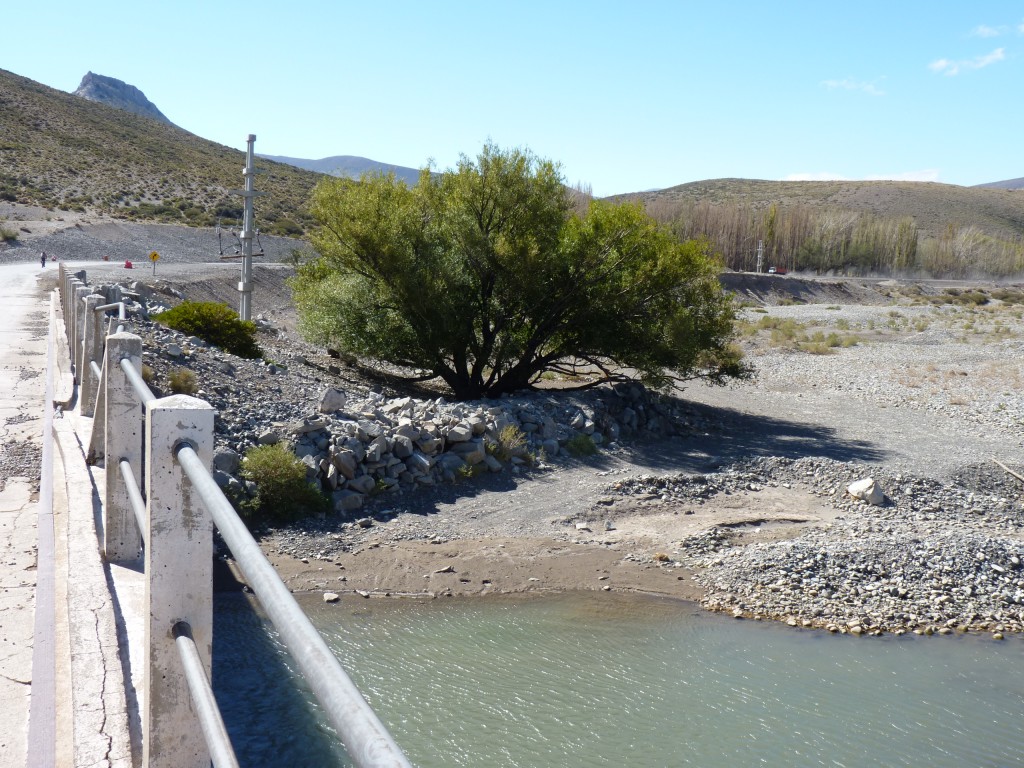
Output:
[[258, 154, 424, 186]]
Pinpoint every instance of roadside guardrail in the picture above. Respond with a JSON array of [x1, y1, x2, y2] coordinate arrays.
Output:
[[58, 263, 411, 767]]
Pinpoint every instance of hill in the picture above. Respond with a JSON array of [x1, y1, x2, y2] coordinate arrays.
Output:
[[0, 68, 322, 235], [611, 178, 1024, 241], [975, 177, 1024, 191], [260, 154, 424, 186]]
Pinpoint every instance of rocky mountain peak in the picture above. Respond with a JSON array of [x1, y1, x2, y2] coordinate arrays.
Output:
[[72, 71, 172, 125]]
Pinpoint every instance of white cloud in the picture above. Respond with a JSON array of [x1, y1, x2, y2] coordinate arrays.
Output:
[[821, 77, 885, 96], [971, 24, 1006, 37], [929, 47, 1005, 76], [785, 172, 848, 181], [865, 170, 941, 183], [784, 170, 940, 183]]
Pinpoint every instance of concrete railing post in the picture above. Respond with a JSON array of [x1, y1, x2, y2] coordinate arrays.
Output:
[[64, 277, 72, 339], [57, 262, 66, 316], [65, 277, 77, 371], [58, 265, 69, 328], [143, 395, 215, 768], [80, 294, 104, 416], [72, 282, 90, 383], [104, 333, 144, 560]]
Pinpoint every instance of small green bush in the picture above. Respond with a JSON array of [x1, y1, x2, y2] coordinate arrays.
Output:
[[168, 367, 197, 394], [488, 424, 527, 462], [565, 433, 598, 457], [0, 221, 18, 242], [154, 301, 261, 359], [239, 444, 329, 524]]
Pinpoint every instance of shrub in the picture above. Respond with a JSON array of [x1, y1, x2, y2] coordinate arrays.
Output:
[[153, 301, 261, 359], [239, 444, 329, 524], [489, 424, 527, 462], [141, 364, 155, 385], [0, 221, 17, 242], [565, 433, 598, 457], [168, 367, 197, 395]]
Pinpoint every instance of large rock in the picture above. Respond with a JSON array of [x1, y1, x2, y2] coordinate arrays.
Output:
[[366, 434, 388, 462], [392, 434, 414, 459], [436, 453, 467, 472], [290, 417, 328, 435], [212, 448, 240, 474], [332, 450, 358, 480], [319, 387, 347, 414], [451, 440, 486, 465], [348, 475, 377, 494], [334, 490, 364, 512], [847, 477, 885, 506], [256, 430, 280, 445], [405, 451, 433, 474], [212, 470, 242, 493], [445, 424, 473, 443]]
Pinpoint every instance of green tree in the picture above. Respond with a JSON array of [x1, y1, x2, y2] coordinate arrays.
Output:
[[291, 143, 746, 400]]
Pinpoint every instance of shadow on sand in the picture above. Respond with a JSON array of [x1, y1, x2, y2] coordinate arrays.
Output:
[[620, 398, 886, 474]]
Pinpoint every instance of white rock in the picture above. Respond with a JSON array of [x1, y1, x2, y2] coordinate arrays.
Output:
[[323, 592, 340, 603], [446, 424, 473, 443], [847, 477, 885, 506], [319, 387, 347, 413]]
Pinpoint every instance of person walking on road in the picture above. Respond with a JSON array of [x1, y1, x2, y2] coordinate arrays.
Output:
[[40, 251, 47, 268]]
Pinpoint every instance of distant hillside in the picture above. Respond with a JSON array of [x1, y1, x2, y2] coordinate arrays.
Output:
[[260, 154, 424, 186], [72, 71, 172, 126], [0, 68, 322, 235], [974, 177, 1024, 191], [612, 178, 1024, 241]]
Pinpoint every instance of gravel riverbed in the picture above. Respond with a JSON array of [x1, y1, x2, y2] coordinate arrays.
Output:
[[11, 212, 1024, 635]]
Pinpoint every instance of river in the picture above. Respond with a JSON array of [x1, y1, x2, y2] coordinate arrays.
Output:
[[213, 591, 1024, 767]]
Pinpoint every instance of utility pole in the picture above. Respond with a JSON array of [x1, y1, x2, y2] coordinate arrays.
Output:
[[756, 239, 764, 274], [236, 134, 260, 321]]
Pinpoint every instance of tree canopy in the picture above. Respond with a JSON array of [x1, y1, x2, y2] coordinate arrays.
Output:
[[291, 143, 745, 400]]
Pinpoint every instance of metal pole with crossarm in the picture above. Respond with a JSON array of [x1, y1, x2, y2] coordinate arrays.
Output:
[[238, 135, 257, 320]]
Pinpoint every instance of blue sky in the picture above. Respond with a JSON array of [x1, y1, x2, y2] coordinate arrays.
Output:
[[5, 1, 1022, 196]]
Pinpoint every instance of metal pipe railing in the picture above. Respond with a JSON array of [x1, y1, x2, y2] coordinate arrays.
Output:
[[172, 622, 240, 768], [175, 444, 412, 768], [117, 458, 147, 547], [120, 357, 156, 405], [94, 302, 126, 337], [94, 302, 126, 320], [61, 272, 410, 765]]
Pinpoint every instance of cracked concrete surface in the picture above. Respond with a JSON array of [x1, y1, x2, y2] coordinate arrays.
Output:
[[0, 264, 48, 767], [1, 263, 134, 767], [56, 423, 135, 768]]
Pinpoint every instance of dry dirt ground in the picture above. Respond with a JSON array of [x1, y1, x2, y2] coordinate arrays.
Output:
[[257, 482, 843, 603]]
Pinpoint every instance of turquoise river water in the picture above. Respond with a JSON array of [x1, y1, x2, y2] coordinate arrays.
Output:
[[213, 592, 1024, 767]]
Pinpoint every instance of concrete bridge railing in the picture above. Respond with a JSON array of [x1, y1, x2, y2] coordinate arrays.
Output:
[[57, 264, 411, 768]]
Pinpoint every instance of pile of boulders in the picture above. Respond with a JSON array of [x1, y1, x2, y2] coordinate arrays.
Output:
[[210, 382, 701, 513]]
